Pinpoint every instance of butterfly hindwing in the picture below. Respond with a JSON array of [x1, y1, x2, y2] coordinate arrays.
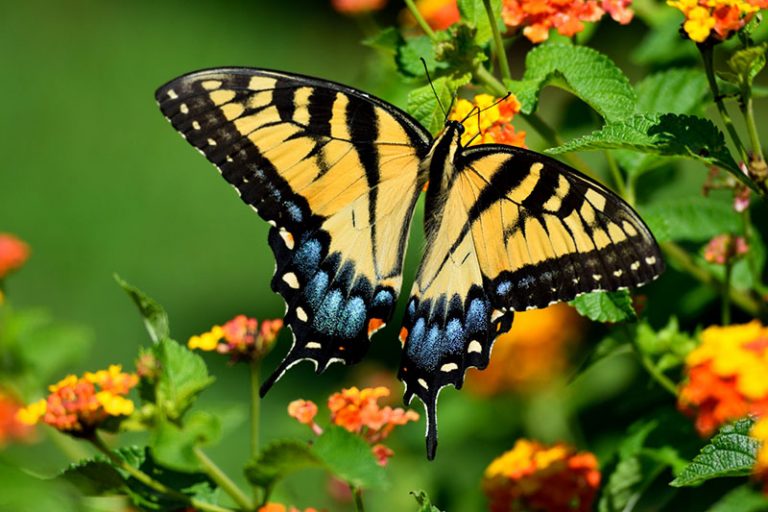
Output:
[[156, 68, 432, 391], [399, 142, 663, 458]]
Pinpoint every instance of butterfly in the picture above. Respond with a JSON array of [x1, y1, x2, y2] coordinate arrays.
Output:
[[156, 68, 664, 459]]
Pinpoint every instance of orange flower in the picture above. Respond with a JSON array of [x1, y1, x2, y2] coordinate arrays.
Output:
[[483, 439, 600, 512], [449, 94, 526, 148], [467, 303, 586, 395], [667, 0, 763, 42], [289, 386, 418, 466], [257, 504, 319, 512], [679, 321, 768, 436], [0, 233, 30, 280], [0, 389, 35, 446], [502, 0, 631, 43], [331, 0, 387, 14], [402, 0, 461, 30], [703, 234, 748, 265], [188, 316, 283, 363], [16, 365, 138, 436]]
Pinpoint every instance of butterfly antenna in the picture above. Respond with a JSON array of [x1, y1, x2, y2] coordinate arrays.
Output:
[[421, 57, 448, 119]]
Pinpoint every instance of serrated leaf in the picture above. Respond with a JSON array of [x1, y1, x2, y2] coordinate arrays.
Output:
[[313, 426, 386, 489], [671, 417, 758, 487], [412, 489, 446, 512], [506, 44, 636, 122], [457, 0, 503, 46], [707, 485, 768, 512], [245, 439, 323, 488], [153, 338, 214, 419], [59, 458, 126, 495], [150, 412, 221, 472], [115, 275, 169, 343], [640, 197, 741, 243], [571, 290, 636, 323], [407, 74, 471, 134], [363, 27, 402, 53], [727, 44, 767, 91], [396, 35, 444, 78], [548, 113, 749, 189]]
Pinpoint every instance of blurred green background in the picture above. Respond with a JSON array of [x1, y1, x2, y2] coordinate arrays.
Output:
[[2, 1, 767, 511]]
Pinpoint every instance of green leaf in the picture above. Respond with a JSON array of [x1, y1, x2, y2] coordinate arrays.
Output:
[[726, 44, 767, 93], [635, 318, 697, 372], [640, 196, 741, 243], [313, 426, 386, 489], [59, 458, 125, 495], [506, 44, 636, 122], [457, 0, 503, 46], [707, 485, 768, 512], [115, 275, 170, 343], [245, 439, 323, 489], [407, 73, 471, 134], [615, 68, 710, 176], [570, 290, 636, 323], [396, 35, 444, 78], [412, 489, 446, 512], [363, 27, 402, 53], [153, 338, 215, 419], [150, 411, 221, 472], [548, 113, 749, 188], [1, 462, 82, 512], [632, 16, 699, 66], [671, 417, 759, 487]]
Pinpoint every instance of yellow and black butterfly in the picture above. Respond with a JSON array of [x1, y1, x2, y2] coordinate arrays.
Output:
[[156, 68, 664, 459]]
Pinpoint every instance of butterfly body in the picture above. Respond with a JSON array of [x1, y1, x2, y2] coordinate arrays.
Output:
[[156, 68, 664, 459]]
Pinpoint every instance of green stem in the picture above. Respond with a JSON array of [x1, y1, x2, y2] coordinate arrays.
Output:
[[722, 262, 732, 326], [624, 328, 678, 397], [744, 96, 765, 164], [249, 361, 261, 502], [604, 150, 629, 203], [194, 447, 253, 511], [352, 485, 366, 512], [89, 434, 234, 512], [661, 241, 763, 318], [482, 0, 512, 81], [699, 44, 749, 163], [404, 0, 436, 40]]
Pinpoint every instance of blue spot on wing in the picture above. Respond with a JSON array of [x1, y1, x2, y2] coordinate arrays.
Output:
[[285, 201, 303, 222], [466, 298, 489, 333], [305, 271, 329, 308], [373, 289, 393, 308], [339, 296, 366, 338], [313, 290, 343, 335], [295, 239, 322, 275], [443, 318, 464, 354]]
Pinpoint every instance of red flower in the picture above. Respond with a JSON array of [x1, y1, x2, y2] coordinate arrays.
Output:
[[0, 233, 30, 279], [188, 315, 283, 363], [332, 0, 388, 14], [0, 390, 35, 446]]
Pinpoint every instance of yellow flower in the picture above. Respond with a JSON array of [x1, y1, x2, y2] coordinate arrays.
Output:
[[96, 392, 135, 416], [15, 399, 46, 426], [188, 325, 223, 351], [684, 6, 716, 41], [448, 94, 526, 148]]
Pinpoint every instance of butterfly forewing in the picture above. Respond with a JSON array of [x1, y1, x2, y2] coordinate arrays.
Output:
[[399, 142, 663, 458], [156, 68, 432, 392]]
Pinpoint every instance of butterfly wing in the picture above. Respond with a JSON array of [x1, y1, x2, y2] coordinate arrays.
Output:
[[400, 144, 663, 458], [156, 68, 431, 392]]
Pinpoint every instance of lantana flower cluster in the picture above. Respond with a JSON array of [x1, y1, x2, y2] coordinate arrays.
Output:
[[703, 234, 749, 265], [258, 504, 318, 512], [449, 94, 526, 148], [0, 390, 35, 446], [288, 386, 419, 466], [16, 365, 138, 436], [483, 439, 601, 512], [667, 0, 767, 43], [678, 321, 768, 436], [188, 315, 283, 362], [503, 0, 634, 43]]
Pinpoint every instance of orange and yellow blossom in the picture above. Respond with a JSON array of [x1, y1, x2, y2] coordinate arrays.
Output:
[[16, 365, 138, 435], [502, 0, 634, 43], [667, 0, 766, 43], [449, 94, 526, 148], [0, 390, 35, 446], [0, 233, 30, 280], [483, 439, 601, 512], [679, 321, 768, 436], [257, 504, 319, 512], [402, 0, 461, 30], [331, 0, 387, 14], [467, 303, 586, 395], [188, 315, 283, 362]]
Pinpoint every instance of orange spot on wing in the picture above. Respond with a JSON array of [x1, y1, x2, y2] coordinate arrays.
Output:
[[399, 327, 408, 345], [368, 318, 385, 336]]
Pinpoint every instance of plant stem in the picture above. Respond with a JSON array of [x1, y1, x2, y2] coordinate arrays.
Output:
[[722, 262, 732, 325], [250, 361, 261, 502], [352, 485, 366, 512], [744, 95, 766, 165], [194, 447, 253, 511], [482, 0, 512, 81], [699, 44, 749, 163], [661, 241, 763, 318], [403, 0, 436, 40], [623, 327, 678, 397], [89, 434, 234, 512]]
